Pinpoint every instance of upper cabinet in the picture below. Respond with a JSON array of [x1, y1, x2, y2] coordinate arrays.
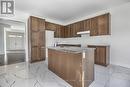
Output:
[[97, 13, 110, 35], [90, 13, 110, 36], [65, 13, 110, 37], [30, 16, 45, 32], [90, 17, 98, 36], [65, 22, 81, 38], [31, 17, 39, 31], [45, 22, 64, 38], [45, 13, 110, 38], [84, 19, 91, 31], [39, 18, 45, 31], [45, 22, 57, 31]]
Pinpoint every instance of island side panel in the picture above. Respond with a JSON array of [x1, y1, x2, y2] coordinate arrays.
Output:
[[48, 49, 82, 87], [83, 49, 95, 87]]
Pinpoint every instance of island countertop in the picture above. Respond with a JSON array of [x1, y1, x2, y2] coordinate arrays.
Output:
[[48, 46, 95, 87], [47, 46, 95, 54]]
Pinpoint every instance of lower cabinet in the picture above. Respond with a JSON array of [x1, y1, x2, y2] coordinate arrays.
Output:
[[88, 45, 110, 66], [31, 47, 45, 62]]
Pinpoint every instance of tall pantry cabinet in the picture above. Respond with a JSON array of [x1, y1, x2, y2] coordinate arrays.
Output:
[[28, 16, 46, 62]]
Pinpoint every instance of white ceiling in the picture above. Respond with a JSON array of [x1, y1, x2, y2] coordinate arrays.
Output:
[[0, 19, 25, 31], [0, 19, 25, 27], [16, 0, 130, 24]]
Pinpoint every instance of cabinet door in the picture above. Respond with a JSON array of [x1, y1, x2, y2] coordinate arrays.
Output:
[[31, 16, 39, 31], [56, 25, 62, 38], [29, 16, 46, 62], [64, 27, 68, 38], [79, 21, 84, 32], [54, 25, 58, 37], [64, 25, 72, 38], [60, 26, 65, 38], [31, 32, 39, 46], [65, 25, 70, 38], [88, 45, 109, 66], [45, 22, 57, 31], [48, 50, 53, 71], [84, 19, 91, 31], [31, 47, 39, 62], [96, 47, 106, 65], [49, 50, 58, 73], [70, 24, 73, 37], [39, 18, 45, 31], [39, 31, 45, 46], [98, 14, 110, 35], [40, 48, 45, 61], [75, 22, 81, 37], [72, 23, 77, 37], [31, 32, 45, 47], [54, 24, 64, 38], [90, 17, 98, 36]]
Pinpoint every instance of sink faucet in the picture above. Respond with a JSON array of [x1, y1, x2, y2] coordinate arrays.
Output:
[[54, 42, 58, 47]]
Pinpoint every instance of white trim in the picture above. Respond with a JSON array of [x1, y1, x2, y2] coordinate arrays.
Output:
[[25, 20, 29, 62], [4, 28, 7, 65], [77, 31, 90, 35]]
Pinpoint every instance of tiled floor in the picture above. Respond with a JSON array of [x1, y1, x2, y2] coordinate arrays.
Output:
[[0, 53, 25, 66], [90, 65, 130, 87], [7, 53, 25, 65], [0, 62, 72, 87], [0, 61, 130, 87]]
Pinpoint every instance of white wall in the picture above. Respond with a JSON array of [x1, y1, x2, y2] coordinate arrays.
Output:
[[110, 3, 130, 68], [0, 10, 29, 62], [45, 30, 55, 65], [55, 2, 130, 68], [0, 26, 4, 54], [0, 24, 10, 54]]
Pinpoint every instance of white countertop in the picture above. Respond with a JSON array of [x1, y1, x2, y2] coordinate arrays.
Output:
[[48, 46, 95, 53], [87, 44, 110, 46]]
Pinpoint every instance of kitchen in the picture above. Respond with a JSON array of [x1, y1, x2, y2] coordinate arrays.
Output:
[[0, 0, 130, 87]]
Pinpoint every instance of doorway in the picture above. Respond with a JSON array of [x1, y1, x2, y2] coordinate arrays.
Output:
[[0, 19, 26, 66]]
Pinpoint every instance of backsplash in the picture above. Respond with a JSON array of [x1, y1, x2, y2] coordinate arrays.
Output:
[[54, 35, 111, 47]]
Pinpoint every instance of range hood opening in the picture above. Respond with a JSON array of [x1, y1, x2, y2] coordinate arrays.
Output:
[[77, 30, 90, 35]]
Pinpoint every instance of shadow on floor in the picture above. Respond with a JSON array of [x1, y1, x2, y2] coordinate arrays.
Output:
[[0, 53, 25, 66]]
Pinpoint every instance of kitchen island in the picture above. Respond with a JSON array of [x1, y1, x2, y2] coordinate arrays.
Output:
[[48, 47, 95, 87]]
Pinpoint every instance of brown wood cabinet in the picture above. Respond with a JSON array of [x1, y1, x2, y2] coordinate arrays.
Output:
[[98, 13, 110, 35], [84, 19, 91, 31], [90, 17, 98, 36], [45, 13, 110, 38], [28, 16, 46, 62], [45, 22, 57, 30], [88, 45, 110, 66], [45, 21, 64, 38], [48, 49, 94, 87], [65, 22, 81, 38], [90, 13, 110, 36], [64, 13, 110, 37]]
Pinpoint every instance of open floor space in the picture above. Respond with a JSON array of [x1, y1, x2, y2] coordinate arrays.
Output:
[[0, 62, 130, 87]]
